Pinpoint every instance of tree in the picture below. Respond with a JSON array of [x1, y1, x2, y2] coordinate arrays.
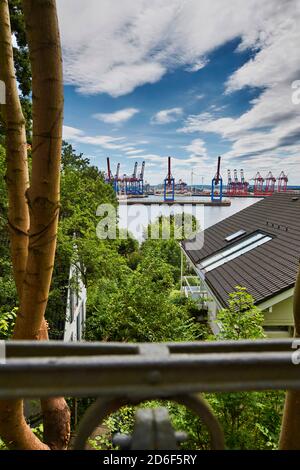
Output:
[[140, 213, 198, 283], [86, 255, 201, 343], [46, 142, 117, 338], [279, 265, 300, 449], [0, 0, 29, 300], [0, 0, 70, 450], [84, 212, 203, 343], [208, 287, 283, 449], [215, 285, 265, 340], [0, 0, 32, 140], [167, 287, 284, 450], [0, 144, 17, 315]]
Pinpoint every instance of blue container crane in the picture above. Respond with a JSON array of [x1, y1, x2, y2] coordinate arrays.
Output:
[[137, 161, 145, 195], [164, 156, 175, 202], [113, 163, 120, 193], [211, 156, 223, 201]]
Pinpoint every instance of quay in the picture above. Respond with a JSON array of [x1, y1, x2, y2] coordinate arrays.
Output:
[[118, 199, 231, 206]]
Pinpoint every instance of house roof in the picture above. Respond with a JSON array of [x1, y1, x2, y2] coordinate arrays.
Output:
[[182, 193, 300, 307]]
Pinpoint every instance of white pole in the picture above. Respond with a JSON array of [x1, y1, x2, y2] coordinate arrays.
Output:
[[180, 247, 183, 295]]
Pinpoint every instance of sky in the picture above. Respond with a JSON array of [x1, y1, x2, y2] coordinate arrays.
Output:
[[57, 0, 300, 186]]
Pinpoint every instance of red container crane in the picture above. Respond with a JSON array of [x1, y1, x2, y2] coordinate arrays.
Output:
[[277, 171, 288, 192], [253, 172, 265, 195], [265, 171, 276, 194]]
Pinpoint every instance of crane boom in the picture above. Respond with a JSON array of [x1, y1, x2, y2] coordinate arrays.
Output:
[[215, 156, 221, 184], [133, 162, 138, 179], [107, 157, 112, 180], [167, 156, 172, 183], [115, 163, 120, 179], [140, 161, 145, 179]]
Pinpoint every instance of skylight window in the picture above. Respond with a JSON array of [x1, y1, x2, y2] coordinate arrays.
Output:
[[200, 232, 272, 272], [225, 229, 246, 242]]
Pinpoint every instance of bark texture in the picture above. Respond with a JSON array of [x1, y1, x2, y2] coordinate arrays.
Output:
[[38, 322, 71, 449], [0, 0, 39, 450], [13, 0, 63, 340], [0, 0, 29, 298], [0, 400, 49, 450], [41, 398, 71, 450], [0, 0, 70, 450], [279, 266, 300, 449]]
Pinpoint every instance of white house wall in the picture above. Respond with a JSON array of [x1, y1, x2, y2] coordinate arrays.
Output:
[[64, 264, 87, 342]]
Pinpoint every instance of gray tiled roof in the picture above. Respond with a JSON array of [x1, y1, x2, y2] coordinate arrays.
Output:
[[182, 193, 300, 306]]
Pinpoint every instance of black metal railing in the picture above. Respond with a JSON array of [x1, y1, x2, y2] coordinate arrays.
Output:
[[0, 339, 299, 449]]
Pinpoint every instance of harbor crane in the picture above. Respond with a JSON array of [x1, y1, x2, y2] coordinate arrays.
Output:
[[211, 156, 223, 201], [164, 156, 175, 202]]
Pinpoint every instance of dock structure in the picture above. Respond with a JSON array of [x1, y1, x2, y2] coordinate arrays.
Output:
[[118, 199, 231, 206], [105, 158, 145, 196]]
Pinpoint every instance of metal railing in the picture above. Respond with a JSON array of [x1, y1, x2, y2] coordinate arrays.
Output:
[[0, 339, 299, 449], [181, 276, 208, 299]]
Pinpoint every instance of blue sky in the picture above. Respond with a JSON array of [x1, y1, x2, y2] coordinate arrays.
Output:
[[58, 0, 300, 185]]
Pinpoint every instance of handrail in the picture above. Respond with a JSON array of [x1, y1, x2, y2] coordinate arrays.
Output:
[[1, 339, 299, 450], [0, 340, 299, 399], [181, 275, 207, 298]]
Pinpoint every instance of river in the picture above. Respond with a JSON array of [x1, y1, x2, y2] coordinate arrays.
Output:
[[118, 196, 262, 241]]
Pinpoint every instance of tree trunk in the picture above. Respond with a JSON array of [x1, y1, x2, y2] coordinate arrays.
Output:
[[0, 0, 29, 298], [0, 0, 42, 450], [17, 0, 70, 449], [38, 322, 71, 449], [13, 0, 63, 340], [279, 265, 300, 449], [0, 400, 49, 450], [41, 398, 71, 450], [0, 0, 70, 450]]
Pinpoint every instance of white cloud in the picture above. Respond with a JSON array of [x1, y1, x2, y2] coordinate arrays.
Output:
[[58, 0, 300, 182], [184, 138, 207, 157], [127, 152, 210, 182], [125, 149, 145, 155], [57, 0, 283, 97], [177, 0, 300, 182], [151, 107, 183, 124], [93, 108, 139, 124], [63, 125, 127, 150], [185, 58, 209, 72]]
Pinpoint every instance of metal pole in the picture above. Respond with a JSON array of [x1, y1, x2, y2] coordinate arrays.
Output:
[[180, 249, 183, 294]]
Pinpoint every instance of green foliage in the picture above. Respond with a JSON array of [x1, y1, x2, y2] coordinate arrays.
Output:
[[84, 209, 203, 343], [0, 308, 17, 340], [86, 257, 201, 343], [139, 213, 199, 283], [0, 439, 8, 450], [216, 285, 265, 340], [0, 145, 7, 213], [0, 1, 32, 140], [167, 287, 283, 450], [145, 213, 199, 241], [97, 286, 283, 450], [32, 423, 44, 441], [0, 145, 16, 319], [141, 238, 182, 283], [46, 142, 117, 337], [206, 389, 284, 450], [0, 137, 285, 449], [88, 406, 136, 450], [9, 0, 31, 104]]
